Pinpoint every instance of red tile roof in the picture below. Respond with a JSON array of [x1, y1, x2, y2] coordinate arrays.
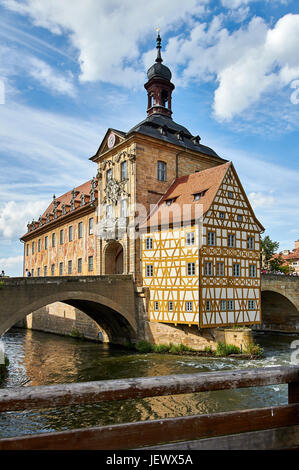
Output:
[[41, 180, 95, 218], [140, 162, 231, 229], [21, 179, 97, 239], [280, 249, 299, 261]]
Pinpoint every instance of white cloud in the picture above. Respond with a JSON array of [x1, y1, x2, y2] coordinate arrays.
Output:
[[248, 192, 275, 208], [221, 0, 289, 7], [0, 100, 111, 276], [0, 101, 102, 194], [226, 7, 250, 23], [1, 0, 209, 86], [0, 42, 76, 97], [214, 140, 299, 248], [0, 200, 47, 239], [0, 255, 23, 275], [163, 14, 299, 120], [2, 1, 299, 119], [29, 58, 75, 96], [221, 0, 255, 7]]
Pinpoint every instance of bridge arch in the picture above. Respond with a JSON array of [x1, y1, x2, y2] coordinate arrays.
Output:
[[0, 276, 137, 343], [261, 288, 298, 332]]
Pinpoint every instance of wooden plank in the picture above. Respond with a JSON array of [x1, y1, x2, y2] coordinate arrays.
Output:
[[142, 425, 299, 450], [0, 366, 298, 412], [289, 381, 299, 404], [0, 404, 298, 450]]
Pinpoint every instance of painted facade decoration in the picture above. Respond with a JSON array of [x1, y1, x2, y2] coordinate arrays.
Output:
[[21, 180, 98, 277]]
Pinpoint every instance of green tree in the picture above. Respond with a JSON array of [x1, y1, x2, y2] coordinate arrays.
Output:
[[278, 264, 295, 275], [269, 254, 284, 272], [261, 235, 280, 268]]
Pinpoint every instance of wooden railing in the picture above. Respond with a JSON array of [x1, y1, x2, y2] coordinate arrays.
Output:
[[0, 366, 298, 450]]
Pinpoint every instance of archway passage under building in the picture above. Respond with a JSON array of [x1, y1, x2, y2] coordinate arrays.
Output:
[[105, 241, 124, 275]]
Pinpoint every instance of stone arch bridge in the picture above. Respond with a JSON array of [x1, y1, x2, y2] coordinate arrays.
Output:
[[0, 274, 298, 341], [260, 274, 299, 332], [0, 275, 141, 343]]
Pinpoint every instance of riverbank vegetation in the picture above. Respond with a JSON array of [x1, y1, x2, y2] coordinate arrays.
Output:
[[125, 340, 263, 359]]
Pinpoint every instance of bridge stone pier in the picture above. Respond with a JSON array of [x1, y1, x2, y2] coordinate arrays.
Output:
[[0, 275, 139, 344], [260, 274, 299, 333]]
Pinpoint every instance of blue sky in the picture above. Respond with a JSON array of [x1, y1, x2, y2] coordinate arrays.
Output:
[[0, 0, 298, 276]]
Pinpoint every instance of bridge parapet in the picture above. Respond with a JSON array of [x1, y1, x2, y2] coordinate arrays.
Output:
[[262, 274, 299, 283], [1, 274, 133, 286], [261, 274, 299, 301]]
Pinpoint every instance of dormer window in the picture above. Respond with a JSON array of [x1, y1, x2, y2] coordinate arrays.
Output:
[[176, 131, 184, 141], [191, 135, 201, 145], [193, 190, 207, 201], [165, 197, 177, 206], [159, 126, 167, 136], [70, 188, 77, 211], [90, 177, 97, 205], [53, 195, 58, 219]]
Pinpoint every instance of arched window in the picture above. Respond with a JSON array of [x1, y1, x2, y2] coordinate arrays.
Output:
[[161, 90, 168, 107]]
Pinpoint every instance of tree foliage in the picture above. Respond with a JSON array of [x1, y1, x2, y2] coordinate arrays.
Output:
[[261, 235, 279, 264], [269, 254, 284, 272]]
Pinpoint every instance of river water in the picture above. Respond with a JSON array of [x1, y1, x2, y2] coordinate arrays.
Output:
[[0, 328, 298, 439]]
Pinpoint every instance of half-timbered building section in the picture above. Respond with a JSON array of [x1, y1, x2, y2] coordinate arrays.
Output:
[[142, 225, 200, 325], [200, 163, 264, 328], [141, 162, 264, 328]]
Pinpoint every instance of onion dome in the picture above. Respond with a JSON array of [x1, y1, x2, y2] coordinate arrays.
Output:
[[147, 32, 172, 81]]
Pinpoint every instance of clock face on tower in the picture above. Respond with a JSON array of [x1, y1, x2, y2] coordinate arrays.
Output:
[[107, 132, 116, 149]]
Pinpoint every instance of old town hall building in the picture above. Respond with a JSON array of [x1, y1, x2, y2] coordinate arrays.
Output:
[[21, 34, 264, 340]]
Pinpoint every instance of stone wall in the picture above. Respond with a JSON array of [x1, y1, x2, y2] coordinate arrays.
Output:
[[20, 302, 107, 342], [214, 328, 253, 350], [145, 321, 216, 351]]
